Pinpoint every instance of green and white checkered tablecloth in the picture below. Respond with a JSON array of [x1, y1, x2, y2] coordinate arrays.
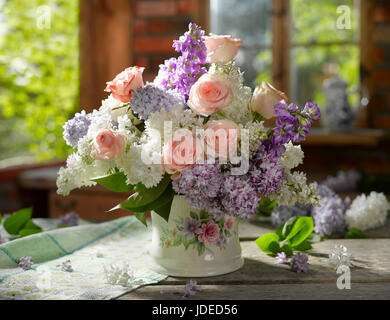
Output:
[[0, 216, 167, 300]]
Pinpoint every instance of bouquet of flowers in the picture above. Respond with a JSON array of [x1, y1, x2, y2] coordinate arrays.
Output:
[[57, 23, 321, 226]]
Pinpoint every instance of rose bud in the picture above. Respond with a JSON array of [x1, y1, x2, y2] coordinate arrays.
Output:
[[205, 34, 242, 63], [251, 82, 288, 119]]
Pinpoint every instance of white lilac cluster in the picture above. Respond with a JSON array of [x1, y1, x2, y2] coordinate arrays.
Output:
[[269, 171, 320, 207], [328, 244, 353, 269], [345, 191, 390, 231], [279, 142, 304, 171], [103, 262, 134, 286], [57, 23, 320, 222]]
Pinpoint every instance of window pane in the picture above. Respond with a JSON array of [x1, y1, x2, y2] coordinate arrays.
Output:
[[291, 0, 360, 44], [210, 0, 272, 87], [290, 45, 360, 108], [0, 0, 79, 166]]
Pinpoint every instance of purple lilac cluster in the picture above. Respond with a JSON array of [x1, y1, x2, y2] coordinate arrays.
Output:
[[222, 176, 259, 219], [63, 110, 91, 148], [57, 211, 79, 227], [156, 23, 207, 99], [248, 156, 286, 196], [173, 152, 290, 220], [259, 101, 320, 158], [18, 256, 34, 270], [173, 163, 260, 219], [311, 184, 349, 236], [0, 237, 8, 245], [290, 253, 310, 272], [321, 170, 361, 193], [131, 83, 186, 120]]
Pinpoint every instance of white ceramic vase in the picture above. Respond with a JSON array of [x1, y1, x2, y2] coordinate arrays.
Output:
[[150, 195, 244, 277]]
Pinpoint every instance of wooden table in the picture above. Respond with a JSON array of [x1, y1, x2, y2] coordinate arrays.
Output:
[[118, 219, 390, 300]]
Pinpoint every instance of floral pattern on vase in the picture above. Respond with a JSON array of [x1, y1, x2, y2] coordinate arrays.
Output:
[[160, 211, 235, 256]]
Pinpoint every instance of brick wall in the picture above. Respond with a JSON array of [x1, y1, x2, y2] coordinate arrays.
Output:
[[371, 0, 390, 128], [132, 0, 208, 82]]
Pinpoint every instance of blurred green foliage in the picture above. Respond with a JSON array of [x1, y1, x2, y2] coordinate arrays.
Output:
[[256, 0, 360, 108], [0, 0, 78, 164]]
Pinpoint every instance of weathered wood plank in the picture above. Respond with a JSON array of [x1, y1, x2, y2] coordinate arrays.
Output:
[[159, 239, 390, 284], [118, 282, 390, 300]]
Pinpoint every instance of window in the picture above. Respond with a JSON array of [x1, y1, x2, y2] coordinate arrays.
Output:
[[0, 0, 78, 166], [210, 0, 361, 110]]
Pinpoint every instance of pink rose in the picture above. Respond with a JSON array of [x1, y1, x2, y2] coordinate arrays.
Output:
[[162, 129, 202, 174], [93, 129, 124, 160], [205, 34, 242, 63], [204, 120, 240, 160], [198, 221, 220, 246], [224, 217, 234, 230], [105, 66, 145, 103], [188, 74, 232, 116], [251, 82, 288, 119]]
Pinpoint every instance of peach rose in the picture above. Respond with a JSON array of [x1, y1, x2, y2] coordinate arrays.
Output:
[[251, 82, 288, 119], [162, 129, 202, 174], [105, 66, 145, 103], [204, 119, 240, 159], [205, 34, 242, 63], [188, 74, 232, 116], [93, 129, 124, 160]]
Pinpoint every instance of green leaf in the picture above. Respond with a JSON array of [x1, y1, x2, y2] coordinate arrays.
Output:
[[91, 171, 134, 192], [293, 240, 312, 251], [19, 228, 42, 237], [23, 219, 42, 231], [255, 233, 280, 255], [281, 216, 299, 238], [0, 213, 2, 224], [117, 174, 171, 210], [190, 211, 198, 220], [257, 198, 277, 216], [3, 207, 32, 235], [199, 210, 208, 220], [275, 224, 285, 240], [345, 228, 366, 239], [280, 244, 293, 256], [268, 241, 281, 254], [286, 217, 314, 247], [153, 199, 173, 223], [134, 212, 147, 227]]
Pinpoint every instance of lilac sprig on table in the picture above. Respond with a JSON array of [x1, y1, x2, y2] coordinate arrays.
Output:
[[57, 211, 79, 227], [290, 253, 310, 273], [18, 256, 34, 270], [183, 279, 202, 298]]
